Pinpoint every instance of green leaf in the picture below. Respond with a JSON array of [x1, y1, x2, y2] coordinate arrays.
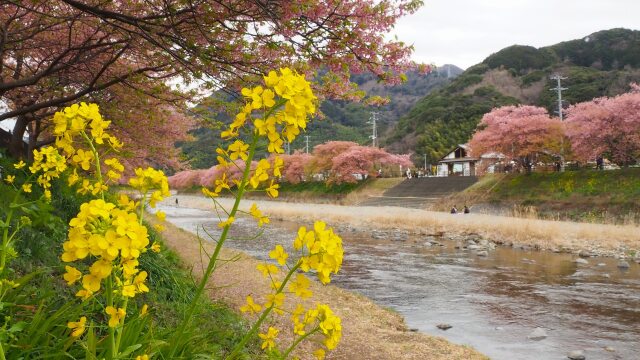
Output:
[[8, 321, 27, 333], [116, 344, 142, 358]]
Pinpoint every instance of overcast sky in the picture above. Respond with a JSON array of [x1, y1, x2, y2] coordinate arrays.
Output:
[[392, 0, 640, 69]]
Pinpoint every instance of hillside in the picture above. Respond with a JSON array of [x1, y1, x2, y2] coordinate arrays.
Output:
[[178, 66, 463, 169], [387, 28, 640, 163]]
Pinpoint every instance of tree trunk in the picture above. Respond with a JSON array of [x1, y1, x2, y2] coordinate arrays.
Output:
[[7, 114, 29, 158]]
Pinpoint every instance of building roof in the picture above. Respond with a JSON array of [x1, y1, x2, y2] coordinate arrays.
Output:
[[438, 157, 479, 164]]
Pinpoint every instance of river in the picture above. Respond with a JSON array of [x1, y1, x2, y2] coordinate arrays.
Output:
[[158, 202, 640, 360]]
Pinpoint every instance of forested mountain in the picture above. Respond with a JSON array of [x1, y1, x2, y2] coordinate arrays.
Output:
[[386, 28, 640, 164], [178, 65, 462, 168]]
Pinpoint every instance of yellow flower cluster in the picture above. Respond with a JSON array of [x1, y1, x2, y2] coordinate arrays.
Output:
[[223, 68, 316, 149], [240, 220, 343, 357], [53, 102, 121, 156], [5, 146, 66, 200], [61, 198, 150, 299], [29, 146, 68, 199], [128, 167, 170, 208], [51, 102, 125, 194], [291, 304, 342, 352], [204, 68, 314, 200], [294, 221, 344, 284]]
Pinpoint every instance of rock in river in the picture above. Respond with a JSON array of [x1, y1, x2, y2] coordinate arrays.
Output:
[[436, 323, 452, 330], [527, 327, 547, 341], [477, 250, 488, 257], [574, 258, 589, 265], [617, 260, 630, 269], [567, 350, 585, 360]]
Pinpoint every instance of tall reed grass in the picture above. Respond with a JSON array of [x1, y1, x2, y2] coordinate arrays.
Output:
[[171, 195, 640, 253]]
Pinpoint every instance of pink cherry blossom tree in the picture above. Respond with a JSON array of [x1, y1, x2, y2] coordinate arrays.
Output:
[[565, 84, 640, 166], [278, 152, 314, 184], [469, 105, 566, 171]]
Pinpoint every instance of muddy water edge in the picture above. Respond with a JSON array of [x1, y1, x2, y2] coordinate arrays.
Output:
[[159, 203, 640, 360]]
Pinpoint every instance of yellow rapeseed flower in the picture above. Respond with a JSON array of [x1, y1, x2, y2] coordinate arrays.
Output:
[[240, 295, 262, 315], [13, 160, 26, 169], [5, 175, 15, 184], [289, 274, 312, 298], [67, 316, 87, 337], [268, 245, 288, 266], [314, 349, 326, 360], [63, 266, 82, 285], [256, 263, 279, 278], [21, 183, 32, 193], [105, 306, 126, 327], [265, 292, 285, 310], [218, 216, 235, 228], [258, 327, 279, 351]]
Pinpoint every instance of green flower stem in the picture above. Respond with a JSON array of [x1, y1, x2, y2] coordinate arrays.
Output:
[[167, 133, 260, 358], [282, 327, 321, 359], [227, 261, 301, 359], [81, 131, 105, 200], [0, 341, 6, 360], [114, 298, 129, 353], [107, 274, 116, 357]]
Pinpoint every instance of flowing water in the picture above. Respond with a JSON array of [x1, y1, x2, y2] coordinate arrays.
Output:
[[159, 203, 640, 360]]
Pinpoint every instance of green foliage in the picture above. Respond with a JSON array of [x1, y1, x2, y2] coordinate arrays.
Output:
[[444, 74, 483, 94], [279, 178, 370, 195], [483, 45, 556, 73], [0, 163, 257, 358], [549, 28, 640, 70], [391, 86, 519, 162], [520, 70, 547, 86]]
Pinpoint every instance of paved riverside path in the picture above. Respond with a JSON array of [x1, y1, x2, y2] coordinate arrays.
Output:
[[359, 176, 478, 208]]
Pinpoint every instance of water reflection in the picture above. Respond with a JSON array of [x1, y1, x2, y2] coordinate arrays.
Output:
[[159, 204, 640, 360]]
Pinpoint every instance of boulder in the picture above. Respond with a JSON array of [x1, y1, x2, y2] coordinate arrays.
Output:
[[436, 323, 452, 330], [617, 260, 630, 269], [527, 327, 547, 341], [574, 258, 589, 265], [567, 350, 585, 360]]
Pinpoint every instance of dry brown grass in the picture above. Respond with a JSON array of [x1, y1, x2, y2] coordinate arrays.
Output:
[[151, 215, 487, 360], [172, 195, 640, 253]]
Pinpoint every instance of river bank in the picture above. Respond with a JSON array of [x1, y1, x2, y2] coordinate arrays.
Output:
[[170, 194, 640, 260], [149, 210, 486, 359]]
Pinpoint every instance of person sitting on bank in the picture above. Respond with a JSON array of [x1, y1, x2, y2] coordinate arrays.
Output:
[[463, 205, 470, 214], [450, 205, 458, 214]]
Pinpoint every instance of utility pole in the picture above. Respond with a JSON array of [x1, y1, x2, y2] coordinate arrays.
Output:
[[304, 135, 310, 154], [423, 154, 427, 173], [368, 111, 379, 147], [284, 141, 290, 155], [550, 74, 568, 171]]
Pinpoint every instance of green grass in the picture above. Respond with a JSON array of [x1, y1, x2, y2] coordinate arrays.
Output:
[[463, 168, 640, 222], [484, 168, 640, 201], [0, 159, 260, 358], [278, 178, 370, 195]]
